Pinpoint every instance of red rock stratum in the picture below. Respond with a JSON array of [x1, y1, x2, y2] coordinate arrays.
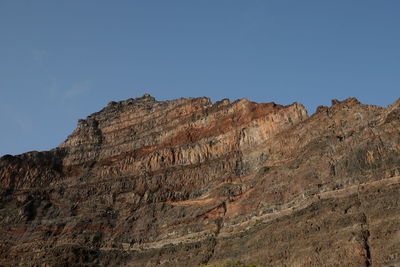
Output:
[[1, 95, 400, 266]]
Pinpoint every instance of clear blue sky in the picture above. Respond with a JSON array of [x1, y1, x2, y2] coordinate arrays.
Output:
[[1, 1, 399, 156]]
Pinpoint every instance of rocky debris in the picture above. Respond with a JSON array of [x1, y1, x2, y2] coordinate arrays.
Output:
[[0, 94, 400, 266]]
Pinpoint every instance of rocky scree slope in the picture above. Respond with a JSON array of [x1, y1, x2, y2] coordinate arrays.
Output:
[[1, 94, 400, 266]]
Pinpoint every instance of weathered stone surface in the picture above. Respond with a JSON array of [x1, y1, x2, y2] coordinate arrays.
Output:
[[0, 95, 399, 266]]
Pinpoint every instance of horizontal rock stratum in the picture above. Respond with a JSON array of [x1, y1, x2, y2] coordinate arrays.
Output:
[[1, 95, 400, 266]]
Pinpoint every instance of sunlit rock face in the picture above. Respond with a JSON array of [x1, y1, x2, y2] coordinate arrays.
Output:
[[1, 95, 400, 266]]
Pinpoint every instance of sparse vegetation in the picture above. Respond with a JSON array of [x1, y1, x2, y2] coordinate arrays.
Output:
[[252, 219, 262, 228]]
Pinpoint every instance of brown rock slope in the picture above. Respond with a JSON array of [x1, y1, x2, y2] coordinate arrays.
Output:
[[1, 95, 400, 266]]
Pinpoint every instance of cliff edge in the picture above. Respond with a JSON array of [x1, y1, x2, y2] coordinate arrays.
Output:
[[1, 95, 400, 266]]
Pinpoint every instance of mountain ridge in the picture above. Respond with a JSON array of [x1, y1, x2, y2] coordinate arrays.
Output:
[[1, 95, 399, 266]]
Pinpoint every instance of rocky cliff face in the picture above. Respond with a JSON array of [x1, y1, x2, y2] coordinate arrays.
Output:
[[1, 95, 400, 266]]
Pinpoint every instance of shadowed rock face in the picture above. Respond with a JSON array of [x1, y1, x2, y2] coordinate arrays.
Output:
[[1, 95, 400, 266]]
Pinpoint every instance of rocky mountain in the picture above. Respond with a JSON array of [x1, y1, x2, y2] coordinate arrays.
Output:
[[1, 94, 400, 266]]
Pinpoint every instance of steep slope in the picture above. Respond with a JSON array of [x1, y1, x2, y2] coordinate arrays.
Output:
[[0, 95, 399, 266]]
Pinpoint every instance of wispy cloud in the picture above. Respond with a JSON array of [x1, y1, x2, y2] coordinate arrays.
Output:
[[32, 49, 48, 62], [44, 81, 60, 99], [64, 81, 92, 99], [0, 104, 33, 133], [14, 115, 33, 133]]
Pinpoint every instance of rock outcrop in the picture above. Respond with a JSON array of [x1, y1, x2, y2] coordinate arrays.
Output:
[[1, 95, 400, 266]]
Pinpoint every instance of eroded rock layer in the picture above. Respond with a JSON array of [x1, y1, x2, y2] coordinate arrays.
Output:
[[1, 95, 400, 266]]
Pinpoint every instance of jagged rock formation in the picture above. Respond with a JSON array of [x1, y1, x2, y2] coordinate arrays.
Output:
[[1, 94, 400, 266]]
